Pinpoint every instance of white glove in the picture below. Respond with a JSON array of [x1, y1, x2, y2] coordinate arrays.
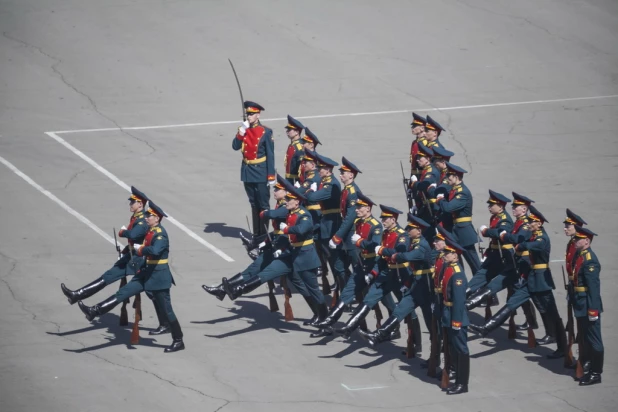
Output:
[[242, 120, 250, 129], [310, 182, 317, 191], [589, 315, 599, 322], [267, 180, 276, 186], [431, 303, 435, 312], [429, 183, 437, 189], [479, 225, 488, 236], [273, 249, 283, 258], [452, 325, 461, 331], [294, 181, 301, 188], [120, 225, 127, 231], [329, 239, 337, 249], [400, 285, 409, 294], [374, 245, 381, 254], [364, 274, 373, 285], [500, 230, 507, 238], [132, 243, 142, 250], [279, 223, 288, 231], [410, 175, 418, 183], [351, 234, 361, 243], [410, 206, 417, 215], [436, 194, 445, 200], [238, 125, 247, 136]]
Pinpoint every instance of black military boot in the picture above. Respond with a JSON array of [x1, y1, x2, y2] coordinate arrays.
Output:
[[302, 296, 319, 326], [222, 276, 261, 301], [313, 300, 346, 328], [78, 296, 119, 322], [447, 354, 469, 395], [61, 277, 107, 305], [465, 287, 492, 311], [335, 304, 371, 338], [579, 350, 603, 386], [536, 312, 557, 345], [469, 305, 513, 337], [412, 317, 423, 354], [489, 294, 499, 307], [310, 303, 334, 337], [359, 315, 399, 347], [149, 299, 170, 335], [547, 317, 567, 359], [202, 273, 243, 301], [164, 320, 185, 353]]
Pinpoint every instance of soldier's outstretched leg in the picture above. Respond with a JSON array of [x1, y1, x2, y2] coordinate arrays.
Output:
[[78, 296, 120, 322], [465, 287, 493, 311], [462, 245, 481, 275], [147, 291, 170, 335], [314, 300, 347, 328], [469, 305, 513, 337], [335, 304, 371, 339], [203, 273, 243, 301], [61, 277, 107, 305], [359, 315, 400, 347], [222, 276, 261, 301]]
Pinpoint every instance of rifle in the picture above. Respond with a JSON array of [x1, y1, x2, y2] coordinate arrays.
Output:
[[280, 276, 294, 321], [562, 266, 578, 372], [400, 161, 414, 211], [522, 300, 537, 348], [316, 245, 331, 295], [114, 228, 129, 326], [126, 241, 141, 344], [440, 326, 450, 389], [228, 59, 246, 122], [507, 288, 516, 339], [427, 265, 441, 378], [260, 221, 280, 314]]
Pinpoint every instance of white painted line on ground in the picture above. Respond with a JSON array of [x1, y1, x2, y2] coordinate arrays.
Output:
[[550, 259, 566, 263], [0, 154, 114, 245], [44, 132, 235, 263], [341, 383, 388, 391], [50, 94, 618, 134]]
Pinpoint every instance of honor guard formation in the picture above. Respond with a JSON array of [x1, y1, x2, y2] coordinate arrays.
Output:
[[60, 101, 605, 394]]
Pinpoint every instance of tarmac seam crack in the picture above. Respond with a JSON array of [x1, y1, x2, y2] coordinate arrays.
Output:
[[2, 31, 157, 155], [546, 392, 589, 412]]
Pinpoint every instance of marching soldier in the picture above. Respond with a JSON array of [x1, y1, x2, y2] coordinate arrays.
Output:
[[232, 101, 275, 236], [79, 201, 185, 353], [314, 192, 383, 337], [360, 215, 433, 352], [328, 157, 363, 279], [465, 190, 515, 310], [408, 143, 439, 241], [221, 183, 329, 331], [570, 226, 604, 386], [440, 237, 470, 395], [283, 115, 305, 184], [61, 187, 170, 335], [203, 174, 288, 300], [424, 115, 445, 151], [409, 112, 427, 178], [563, 209, 588, 369], [428, 146, 455, 231], [305, 153, 345, 299], [298, 128, 321, 184], [435, 162, 481, 274]]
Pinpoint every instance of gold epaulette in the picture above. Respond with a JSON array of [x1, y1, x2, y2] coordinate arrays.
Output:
[[370, 218, 379, 225]]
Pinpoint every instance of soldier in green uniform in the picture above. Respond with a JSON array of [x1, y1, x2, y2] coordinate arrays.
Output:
[[408, 143, 440, 242], [465, 190, 515, 310], [435, 162, 481, 274], [221, 183, 330, 331], [203, 174, 289, 300], [79, 202, 185, 353], [314, 192, 383, 337], [409, 113, 428, 179], [427, 146, 455, 232], [305, 153, 346, 299], [440, 237, 470, 395], [570, 226, 604, 386], [61, 187, 170, 335], [232, 101, 275, 236], [424, 115, 445, 151], [283, 115, 305, 184], [298, 128, 321, 185]]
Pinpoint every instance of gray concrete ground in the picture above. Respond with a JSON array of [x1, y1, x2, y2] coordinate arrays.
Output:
[[1, 0, 617, 411]]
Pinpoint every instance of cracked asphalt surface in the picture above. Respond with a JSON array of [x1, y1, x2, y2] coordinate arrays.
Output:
[[1, 0, 617, 411]]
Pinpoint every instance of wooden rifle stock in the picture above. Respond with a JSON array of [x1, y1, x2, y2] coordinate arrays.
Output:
[[427, 314, 439, 377], [130, 293, 141, 345], [561, 265, 576, 368], [280, 277, 294, 321], [440, 327, 450, 389]]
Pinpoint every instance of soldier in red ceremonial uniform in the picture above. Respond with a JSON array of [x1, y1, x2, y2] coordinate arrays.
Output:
[[298, 127, 321, 185], [283, 115, 305, 184], [409, 112, 428, 179], [232, 101, 275, 236]]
